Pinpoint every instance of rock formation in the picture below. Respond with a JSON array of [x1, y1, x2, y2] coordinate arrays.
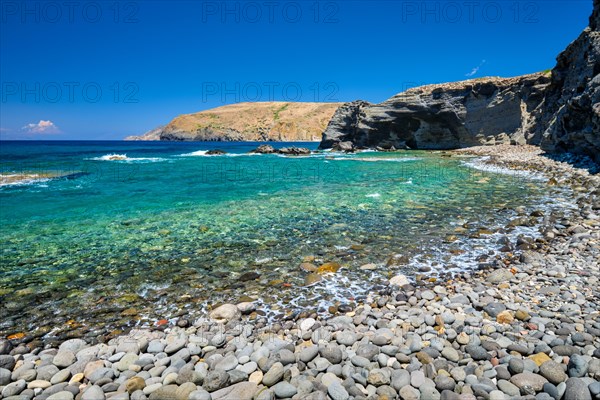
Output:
[[126, 102, 342, 142], [320, 0, 599, 162], [540, 0, 600, 162], [319, 75, 551, 150]]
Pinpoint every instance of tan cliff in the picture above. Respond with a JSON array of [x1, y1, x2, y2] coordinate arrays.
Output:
[[126, 102, 343, 142]]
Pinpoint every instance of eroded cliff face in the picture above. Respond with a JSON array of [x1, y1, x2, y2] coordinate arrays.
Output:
[[320, 1, 599, 160], [126, 102, 342, 142], [319, 75, 550, 150], [540, 0, 600, 162]]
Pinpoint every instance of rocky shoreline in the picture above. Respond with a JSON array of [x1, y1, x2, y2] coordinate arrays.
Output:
[[1, 146, 598, 400]]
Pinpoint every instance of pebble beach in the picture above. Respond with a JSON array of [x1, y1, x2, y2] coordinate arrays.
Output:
[[1, 145, 599, 400]]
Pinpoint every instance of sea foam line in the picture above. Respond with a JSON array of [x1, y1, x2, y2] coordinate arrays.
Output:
[[462, 157, 545, 180], [88, 154, 167, 163], [178, 150, 262, 157], [329, 157, 422, 163]]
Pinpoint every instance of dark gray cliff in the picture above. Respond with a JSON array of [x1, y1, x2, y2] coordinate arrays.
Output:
[[540, 0, 600, 163], [320, 0, 599, 161], [320, 75, 550, 150]]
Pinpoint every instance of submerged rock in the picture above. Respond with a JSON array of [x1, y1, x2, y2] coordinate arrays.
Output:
[[250, 144, 276, 154], [277, 147, 311, 155], [209, 304, 241, 322]]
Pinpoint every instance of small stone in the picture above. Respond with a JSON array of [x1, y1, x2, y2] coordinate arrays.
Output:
[[272, 381, 297, 398], [53, 351, 76, 368], [262, 362, 284, 387], [126, 376, 146, 393], [356, 343, 379, 360], [465, 345, 489, 361], [498, 379, 520, 396], [391, 369, 411, 391], [27, 380, 51, 389], [490, 390, 507, 400], [456, 332, 470, 345], [209, 304, 241, 321], [2, 379, 26, 397], [69, 372, 84, 385], [320, 345, 343, 364], [552, 345, 579, 357], [435, 375, 456, 391], [0, 355, 15, 370], [300, 318, 316, 331], [496, 310, 514, 324], [415, 351, 433, 365], [116, 353, 139, 371], [50, 369, 71, 384], [149, 385, 178, 400], [88, 367, 114, 384], [543, 382, 560, 400], [189, 389, 212, 400], [564, 377, 592, 400], [47, 391, 75, 400], [147, 340, 164, 353], [399, 385, 420, 400], [509, 358, 525, 374], [328, 381, 349, 400], [442, 347, 460, 362], [215, 355, 239, 371], [529, 353, 552, 367], [203, 370, 230, 392], [321, 372, 341, 388], [249, 370, 263, 384], [336, 331, 357, 346], [487, 269, 513, 284], [304, 273, 321, 286], [164, 338, 186, 354], [368, 369, 391, 386], [567, 354, 588, 378], [510, 372, 548, 392], [300, 346, 319, 363], [484, 303, 507, 318], [540, 361, 567, 385], [515, 310, 530, 321], [390, 274, 409, 287], [411, 370, 425, 388], [82, 385, 106, 400], [422, 290, 435, 300]]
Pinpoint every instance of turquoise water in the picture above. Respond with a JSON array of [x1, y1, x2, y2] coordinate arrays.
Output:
[[0, 141, 562, 342]]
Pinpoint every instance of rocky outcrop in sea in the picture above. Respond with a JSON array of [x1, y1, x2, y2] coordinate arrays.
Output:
[[319, 0, 600, 162]]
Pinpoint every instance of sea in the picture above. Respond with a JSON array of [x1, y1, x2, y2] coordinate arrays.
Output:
[[0, 140, 573, 342]]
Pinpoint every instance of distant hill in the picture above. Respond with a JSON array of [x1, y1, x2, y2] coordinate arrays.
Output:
[[125, 102, 343, 141]]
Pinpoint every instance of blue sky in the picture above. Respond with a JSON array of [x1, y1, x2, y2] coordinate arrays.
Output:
[[0, 0, 593, 140]]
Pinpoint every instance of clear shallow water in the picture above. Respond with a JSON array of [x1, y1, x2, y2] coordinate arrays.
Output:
[[0, 141, 566, 342]]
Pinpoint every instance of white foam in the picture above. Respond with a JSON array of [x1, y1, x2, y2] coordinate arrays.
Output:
[[366, 193, 381, 198], [179, 150, 262, 157], [90, 154, 166, 163], [225, 153, 262, 157], [330, 157, 421, 163], [180, 150, 209, 157], [462, 157, 545, 180]]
